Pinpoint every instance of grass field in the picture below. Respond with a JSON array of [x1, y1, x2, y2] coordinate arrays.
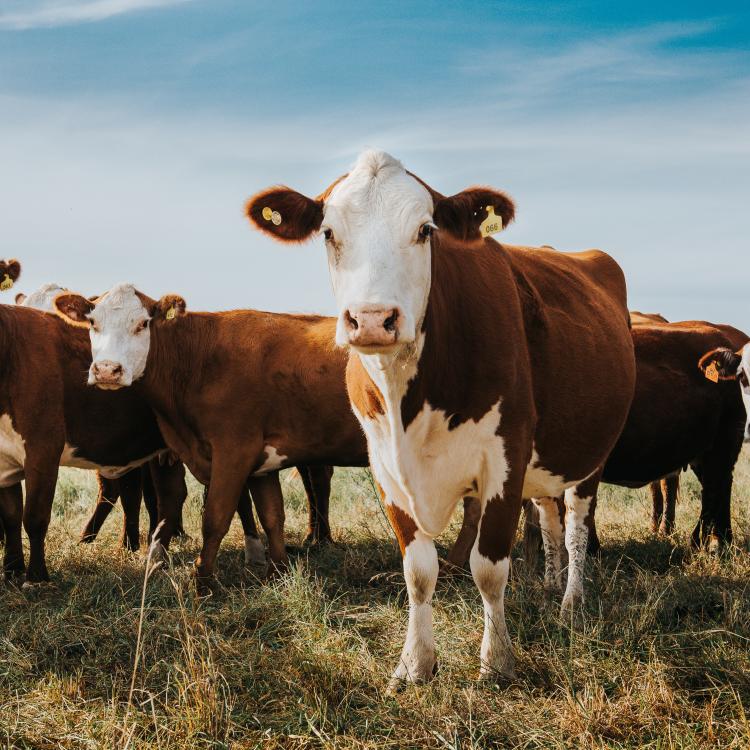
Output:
[[1, 451, 750, 749]]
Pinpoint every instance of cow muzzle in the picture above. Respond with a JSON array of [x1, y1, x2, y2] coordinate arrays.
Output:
[[90, 360, 127, 389], [342, 305, 404, 350]]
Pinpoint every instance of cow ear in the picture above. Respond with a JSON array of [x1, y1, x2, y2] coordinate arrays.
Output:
[[0, 259, 21, 289], [433, 187, 515, 242], [698, 347, 742, 382], [14, 292, 26, 305], [245, 187, 323, 243], [54, 293, 95, 327], [153, 294, 186, 322]]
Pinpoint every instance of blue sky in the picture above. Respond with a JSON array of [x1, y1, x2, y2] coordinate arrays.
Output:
[[1, 1, 749, 328]]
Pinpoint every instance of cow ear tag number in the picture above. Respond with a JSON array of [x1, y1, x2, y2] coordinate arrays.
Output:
[[0, 274, 12, 291], [262, 206, 282, 226], [165, 306, 176, 321], [704, 362, 719, 383], [480, 206, 502, 238]]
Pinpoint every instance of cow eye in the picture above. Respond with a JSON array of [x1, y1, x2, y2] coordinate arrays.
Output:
[[135, 320, 149, 333], [89, 320, 100, 333], [739, 371, 749, 388], [418, 222, 436, 242], [323, 228, 334, 242]]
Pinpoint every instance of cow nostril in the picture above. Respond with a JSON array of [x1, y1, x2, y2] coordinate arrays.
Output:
[[112, 364, 123, 376], [383, 309, 399, 333], [345, 310, 359, 330]]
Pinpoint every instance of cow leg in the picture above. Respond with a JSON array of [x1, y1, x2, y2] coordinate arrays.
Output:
[[471, 475, 525, 682], [118, 469, 143, 551], [659, 474, 679, 536], [141, 464, 160, 540], [385, 499, 439, 687], [195, 451, 255, 593], [560, 469, 601, 614], [522, 499, 542, 571], [299, 465, 333, 546], [150, 460, 187, 554], [443, 497, 480, 570], [690, 417, 742, 550], [586, 492, 601, 556], [649, 481, 664, 534], [0, 483, 24, 580], [80, 474, 119, 544], [23, 463, 59, 584], [532, 496, 565, 593], [247, 474, 288, 571], [236, 486, 265, 567]]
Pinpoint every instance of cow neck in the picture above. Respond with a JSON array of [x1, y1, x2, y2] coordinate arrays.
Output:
[[141, 313, 211, 412], [397, 235, 512, 432], [48, 309, 91, 365]]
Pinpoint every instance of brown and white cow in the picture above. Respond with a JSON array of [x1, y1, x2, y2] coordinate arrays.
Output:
[[460, 316, 748, 586], [246, 151, 636, 684], [0, 266, 191, 582], [699, 342, 750, 442], [12, 281, 181, 552], [53, 288, 369, 589]]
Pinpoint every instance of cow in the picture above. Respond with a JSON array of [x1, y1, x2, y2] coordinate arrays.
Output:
[[0, 264, 196, 582], [631, 311, 679, 536], [245, 150, 636, 685], [12, 281, 169, 551], [699, 343, 750, 442], [456, 317, 748, 582], [53, 287, 370, 591]]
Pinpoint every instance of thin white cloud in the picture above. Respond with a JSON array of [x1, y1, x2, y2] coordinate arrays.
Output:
[[0, 0, 192, 30]]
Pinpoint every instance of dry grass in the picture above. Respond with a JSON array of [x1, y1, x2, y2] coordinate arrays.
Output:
[[1, 450, 750, 749]]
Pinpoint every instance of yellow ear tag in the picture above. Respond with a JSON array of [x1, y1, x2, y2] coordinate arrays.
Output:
[[271, 210, 282, 226], [704, 362, 719, 383], [165, 306, 176, 321], [480, 206, 502, 238], [262, 206, 273, 221], [0, 274, 12, 291]]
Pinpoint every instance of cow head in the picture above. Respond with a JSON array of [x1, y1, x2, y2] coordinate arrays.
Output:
[[699, 345, 750, 442], [16, 282, 67, 311], [0, 259, 21, 291], [246, 151, 515, 355], [54, 283, 186, 389]]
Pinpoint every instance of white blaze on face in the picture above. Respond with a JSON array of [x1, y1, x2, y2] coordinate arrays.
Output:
[[322, 151, 434, 349], [20, 283, 67, 311], [88, 283, 152, 387], [739, 345, 750, 442]]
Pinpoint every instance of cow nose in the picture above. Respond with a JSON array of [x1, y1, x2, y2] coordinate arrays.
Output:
[[343, 306, 402, 348], [92, 360, 124, 382]]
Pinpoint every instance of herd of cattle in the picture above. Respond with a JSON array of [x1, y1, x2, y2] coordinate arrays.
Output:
[[1, 151, 749, 686]]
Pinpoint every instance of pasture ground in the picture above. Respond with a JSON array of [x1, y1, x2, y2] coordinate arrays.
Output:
[[1, 451, 750, 749]]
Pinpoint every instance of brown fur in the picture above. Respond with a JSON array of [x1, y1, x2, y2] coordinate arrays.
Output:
[[245, 187, 324, 242], [62, 296, 369, 590], [0, 304, 187, 582]]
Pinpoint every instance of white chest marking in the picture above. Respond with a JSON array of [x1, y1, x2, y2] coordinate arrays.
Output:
[[253, 445, 288, 476], [60, 445, 162, 479], [0, 414, 26, 488], [360, 399, 509, 537]]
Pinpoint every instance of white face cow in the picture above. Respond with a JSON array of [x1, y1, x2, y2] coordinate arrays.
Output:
[[54, 283, 185, 389], [701, 344, 750, 442], [16, 283, 67, 311], [322, 152, 435, 351], [245, 150, 514, 356], [739, 346, 750, 442]]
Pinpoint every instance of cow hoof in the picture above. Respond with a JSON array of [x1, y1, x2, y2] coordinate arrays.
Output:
[[386, 660, 438, 694], [560, 592, 583, 618], [147, 542, 168, 570], [244, 536, 267, 568], [478, 664, 516, 684], [302, 533, 333, 548]]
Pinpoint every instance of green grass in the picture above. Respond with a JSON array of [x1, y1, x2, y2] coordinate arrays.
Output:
[[1, 451, 750, 749]]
